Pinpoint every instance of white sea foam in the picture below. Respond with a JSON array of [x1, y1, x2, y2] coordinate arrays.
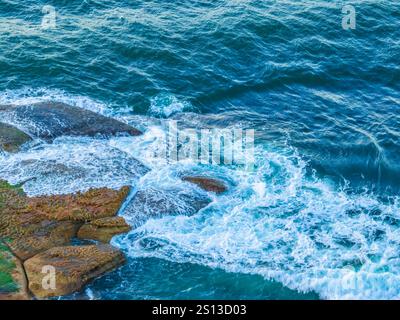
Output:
[[2, 89, 400, 299], [148, 94, 194, 118], [113, 137, 400, 300], [0, 136, 148, 196], [0, 87, 107, 114]]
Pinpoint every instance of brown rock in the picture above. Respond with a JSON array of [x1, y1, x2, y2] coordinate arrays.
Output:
[[24, 245, 125, 298], [78, 217, 131, 243], [0, 180, 130, 260], [1, 181, 130, 298], [0, 122, 32, 153], [9, 221, 81, 261], [182, 176, 228, 194], [27, 186, 131, 222]]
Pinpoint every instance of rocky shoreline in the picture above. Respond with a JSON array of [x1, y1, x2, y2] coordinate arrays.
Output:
[[0, 180, 131, 299], [0, 101, 228, 299]]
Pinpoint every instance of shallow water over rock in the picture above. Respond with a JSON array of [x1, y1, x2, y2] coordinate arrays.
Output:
[[123, 187, 212, 228], [0, 102, 142, 141]]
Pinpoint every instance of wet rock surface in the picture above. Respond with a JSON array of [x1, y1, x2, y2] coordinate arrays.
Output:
[[182, 176, 228, 194], [0, 102, 142, 141], [0, 147, 149, 196], [0, 122, 32, 153], [123, 188, 211, 228]]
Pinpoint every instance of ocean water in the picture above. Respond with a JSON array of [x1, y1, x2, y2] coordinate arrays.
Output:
[[1, 0, 400, 300]]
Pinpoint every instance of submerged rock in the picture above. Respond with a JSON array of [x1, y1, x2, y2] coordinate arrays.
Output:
[[24, 245, 125, 298], [0, 122, 32, 153], [182, 176, 228, 194], [0, 102, 142, 141], [0, 147, 149, 196], [78, 217, 131, 243], [124, 188, 211, 227]]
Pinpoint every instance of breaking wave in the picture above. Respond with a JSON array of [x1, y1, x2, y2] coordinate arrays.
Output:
[[2, 90, 400, 299]]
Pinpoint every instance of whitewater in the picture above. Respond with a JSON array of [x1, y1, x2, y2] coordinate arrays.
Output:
[[1, 88, 400, 300]]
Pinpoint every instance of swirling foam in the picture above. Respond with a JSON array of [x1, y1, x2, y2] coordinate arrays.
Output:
[[2, 90, 400, 299], [148, 94, 194, 118], [113, 138, 400, 300]]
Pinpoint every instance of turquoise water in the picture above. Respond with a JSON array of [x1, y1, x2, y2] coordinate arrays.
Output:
[[1, 1, 400, 299], [76, 257, 318, 300]]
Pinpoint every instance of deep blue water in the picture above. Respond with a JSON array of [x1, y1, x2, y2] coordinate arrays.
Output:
[[1, 0, 400, 299]]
